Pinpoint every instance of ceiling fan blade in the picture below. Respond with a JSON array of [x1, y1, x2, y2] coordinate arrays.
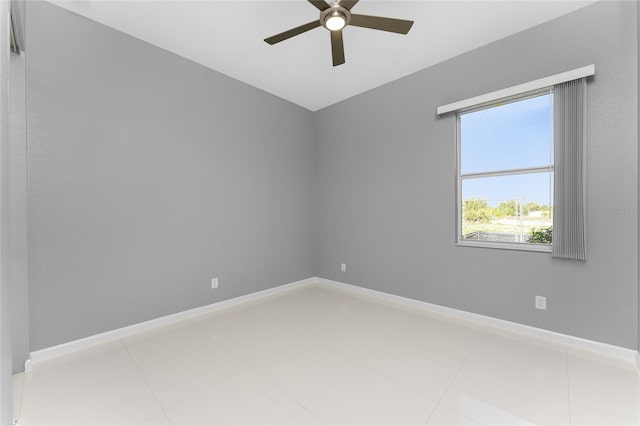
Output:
[[339, 0, 359, 10], [331, 30, 345, 66], [349, 14, 414, 34], [264, 20, 321, 45], [308, 0, 330, 11]]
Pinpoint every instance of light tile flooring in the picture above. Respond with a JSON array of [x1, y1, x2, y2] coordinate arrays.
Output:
[[13, 286, 640, 425]]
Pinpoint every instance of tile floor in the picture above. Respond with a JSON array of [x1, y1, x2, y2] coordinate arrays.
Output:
[[13, 285, 640, 425]]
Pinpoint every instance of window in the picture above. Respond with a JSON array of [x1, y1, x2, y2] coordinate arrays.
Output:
[[457, 91, 554, 251]]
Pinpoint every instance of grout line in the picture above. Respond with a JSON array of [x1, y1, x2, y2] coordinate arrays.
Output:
[[565, 344, 573, 424], [430, 323, 488, 426], [13, 373, 25, 425], [189, 315, 310, 418], [301, 329, 441, 423], [17, 374, 25, 425], [437, 323, 488, 405], [300, 407, 328, 426], [296, 325, 373, 413], [298, 368, 340, 415], [423, 407, 437, 425], [118, 339, 173, 425]]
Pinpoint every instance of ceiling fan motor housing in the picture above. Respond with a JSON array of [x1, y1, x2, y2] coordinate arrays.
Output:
[[320, 5, 352, 30]]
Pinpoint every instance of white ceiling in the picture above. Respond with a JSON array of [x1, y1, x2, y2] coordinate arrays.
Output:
[[49, 0, 595, 111]]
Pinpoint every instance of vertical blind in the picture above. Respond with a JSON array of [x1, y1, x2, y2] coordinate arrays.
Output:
[[552, 78, 587, 260]]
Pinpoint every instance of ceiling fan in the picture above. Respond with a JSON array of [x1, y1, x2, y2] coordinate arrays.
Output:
[[264, 0, 414, 67]]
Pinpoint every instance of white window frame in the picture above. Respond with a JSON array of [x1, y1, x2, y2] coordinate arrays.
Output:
[[455, 88, 554, 253]]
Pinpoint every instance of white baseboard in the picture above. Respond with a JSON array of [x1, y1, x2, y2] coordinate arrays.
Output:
[[28, 277, 316, 366], [316, 277, 640, 368], [27, 275, 640, 371]]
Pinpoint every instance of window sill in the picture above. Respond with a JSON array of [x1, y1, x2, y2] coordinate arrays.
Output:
[[455, 240, 552, 253]]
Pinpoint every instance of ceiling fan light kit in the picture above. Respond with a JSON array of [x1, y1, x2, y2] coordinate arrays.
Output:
[[322, 6, 351, 31], [264, 0, 414, 67]]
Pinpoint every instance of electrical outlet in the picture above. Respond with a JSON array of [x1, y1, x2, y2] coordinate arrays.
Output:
[[211, 277, 219, 289], [340, 263, 346, 272], [535, 295, 547, 310]]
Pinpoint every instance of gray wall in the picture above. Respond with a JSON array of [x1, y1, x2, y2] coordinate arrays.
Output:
[[26, 1, 316, 351], [315, 1, 639, 350]]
